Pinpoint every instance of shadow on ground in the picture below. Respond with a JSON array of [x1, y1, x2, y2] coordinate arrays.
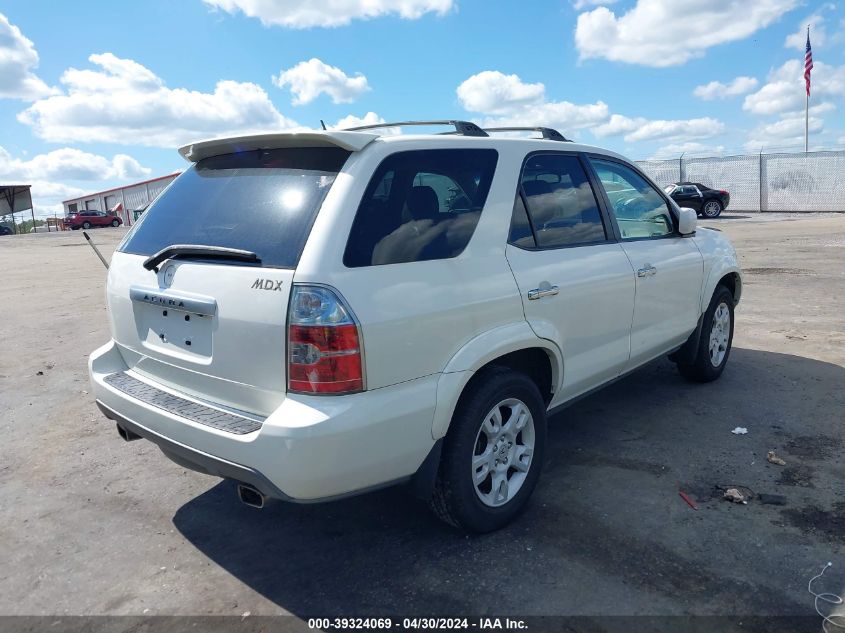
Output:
[[703, 214, 752, 221], [173, 348, 845, 618]]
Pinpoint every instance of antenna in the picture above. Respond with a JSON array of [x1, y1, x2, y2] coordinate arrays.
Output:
[[320, 120, 327, 130]]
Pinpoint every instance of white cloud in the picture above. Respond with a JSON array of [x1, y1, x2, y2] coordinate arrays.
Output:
[[593, 114, 724, 142], [743, 60, 845, 115], [331, 111, 401, 134], [575, 0, 799, 67], [481, 102, 611, 135], [782, 101, 838, 120], [0, 12, 57, 100], [651, 142, 727, 158], [203, 0, 454, 28], [332, 111, 382, 129], [0, 146, 150, 182], [0, 146, 152, 215], [744, 114, 825, 150], [456, 71, 545, 115], [29, 181, 88, 214], [742, 60, 842, 151], [756, 115, 824, 138], [18, 53, 299, 147], [693, 76, 758, 100], [456, 70, 610, 134], [273, 58, 370, 105], [784, 4, 834, 50], [572, 0, 618, 11], [456, 70, 726, 147]]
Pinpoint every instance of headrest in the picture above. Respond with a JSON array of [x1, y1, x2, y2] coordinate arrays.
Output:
[[522, 180, 552, 197], [407, 185, 440, 221]]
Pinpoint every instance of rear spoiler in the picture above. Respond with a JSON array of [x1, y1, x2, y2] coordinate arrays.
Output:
[[178, 131, 379, 163]]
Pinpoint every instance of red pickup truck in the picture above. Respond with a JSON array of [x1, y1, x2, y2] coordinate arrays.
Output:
[[65, 211, 123, 230]]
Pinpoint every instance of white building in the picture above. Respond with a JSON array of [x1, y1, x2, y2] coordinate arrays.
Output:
[[62, 172, 181, 226]]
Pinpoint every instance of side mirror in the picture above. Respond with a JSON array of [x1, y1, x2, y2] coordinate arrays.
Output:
[[678, 207, 697, 236]]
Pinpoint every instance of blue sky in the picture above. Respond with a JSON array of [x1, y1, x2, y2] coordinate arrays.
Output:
[[0, 0, 843, 217]]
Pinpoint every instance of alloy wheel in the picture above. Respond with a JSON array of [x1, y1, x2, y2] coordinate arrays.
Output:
[[703, 201, 721, 217], [709, 302, 731, 366], [471, 398, 535, 507]]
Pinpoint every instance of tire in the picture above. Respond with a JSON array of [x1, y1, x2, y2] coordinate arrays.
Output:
[[82, 221, 92, 229], [702, 199, 723, 218], [430, 367, 547, 532], [677, 285, 735, 383], [111, 219, 119, 227]]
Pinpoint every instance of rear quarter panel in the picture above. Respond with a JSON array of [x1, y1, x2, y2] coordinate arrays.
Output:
[[294, 139, 528, 390]]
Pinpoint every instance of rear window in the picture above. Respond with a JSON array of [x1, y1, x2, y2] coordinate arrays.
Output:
[[343, 149, 498, 267], [517, 153, 607, 248], [120, 147, 350, 269]]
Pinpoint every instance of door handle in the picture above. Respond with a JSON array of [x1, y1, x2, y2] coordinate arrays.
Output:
[[637, 265, 657, 278], [528, 282, 559, 300]]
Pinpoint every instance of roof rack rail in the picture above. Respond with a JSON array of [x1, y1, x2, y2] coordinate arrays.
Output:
[[343, 120, 488, 137], [483, 127, 571, 142]]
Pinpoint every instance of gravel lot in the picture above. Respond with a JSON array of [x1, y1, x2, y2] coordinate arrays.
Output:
[[0, 214, 843, 626]]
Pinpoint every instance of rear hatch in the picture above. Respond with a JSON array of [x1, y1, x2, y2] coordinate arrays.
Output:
[[106, 144, 353, 416]]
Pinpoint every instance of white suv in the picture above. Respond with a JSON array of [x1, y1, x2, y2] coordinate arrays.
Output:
[[89, 121, 741, 532]]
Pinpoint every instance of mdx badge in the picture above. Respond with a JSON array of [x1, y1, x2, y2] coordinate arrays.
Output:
[[252, 279, 283, 291]]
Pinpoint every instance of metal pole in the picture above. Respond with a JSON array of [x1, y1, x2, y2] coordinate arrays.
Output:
[[805, 91, 809, 153], [758, 149, 764, 213], [121, 188, 129, 226], [82, 231, 109, 270]]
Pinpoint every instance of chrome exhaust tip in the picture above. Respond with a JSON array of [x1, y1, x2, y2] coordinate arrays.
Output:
[[237, 484, 266, 509], [116, 423, 141, 442]]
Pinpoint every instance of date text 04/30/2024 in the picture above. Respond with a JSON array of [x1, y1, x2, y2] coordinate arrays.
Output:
[[307, 618, 528, 630]]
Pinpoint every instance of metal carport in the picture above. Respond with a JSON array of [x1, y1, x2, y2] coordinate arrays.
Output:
[[0, 185, 34, 235]]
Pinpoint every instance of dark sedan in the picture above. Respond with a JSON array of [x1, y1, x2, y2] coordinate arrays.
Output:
[[664, 182, 730, 218]]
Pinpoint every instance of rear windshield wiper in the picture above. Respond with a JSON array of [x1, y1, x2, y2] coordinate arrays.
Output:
[[142, 244, 260, 272]]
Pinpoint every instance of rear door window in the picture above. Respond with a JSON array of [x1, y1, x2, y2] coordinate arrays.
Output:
[[510, 153, 607, 249], [120, 147, 350, 269], [343, 149, 498, 267]]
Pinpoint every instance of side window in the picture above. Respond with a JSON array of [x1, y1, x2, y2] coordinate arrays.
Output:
[[510, 153, 607, 249], [590, 158, 674, 240], [509, 193, 535, 248], [343, 149, 498, 267]]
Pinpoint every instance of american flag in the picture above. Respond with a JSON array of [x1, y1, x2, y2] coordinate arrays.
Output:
[[804, 28, 814, 97]]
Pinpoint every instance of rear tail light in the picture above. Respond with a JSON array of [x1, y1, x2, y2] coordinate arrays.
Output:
[[287, 285, 364, 394]]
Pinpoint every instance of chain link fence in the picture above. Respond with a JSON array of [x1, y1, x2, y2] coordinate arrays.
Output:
[[635, 149, 845, 212]]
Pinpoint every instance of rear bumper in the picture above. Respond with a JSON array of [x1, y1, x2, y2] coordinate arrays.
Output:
[[97, 400, 294, 500], [89, 340, 438, 502]]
